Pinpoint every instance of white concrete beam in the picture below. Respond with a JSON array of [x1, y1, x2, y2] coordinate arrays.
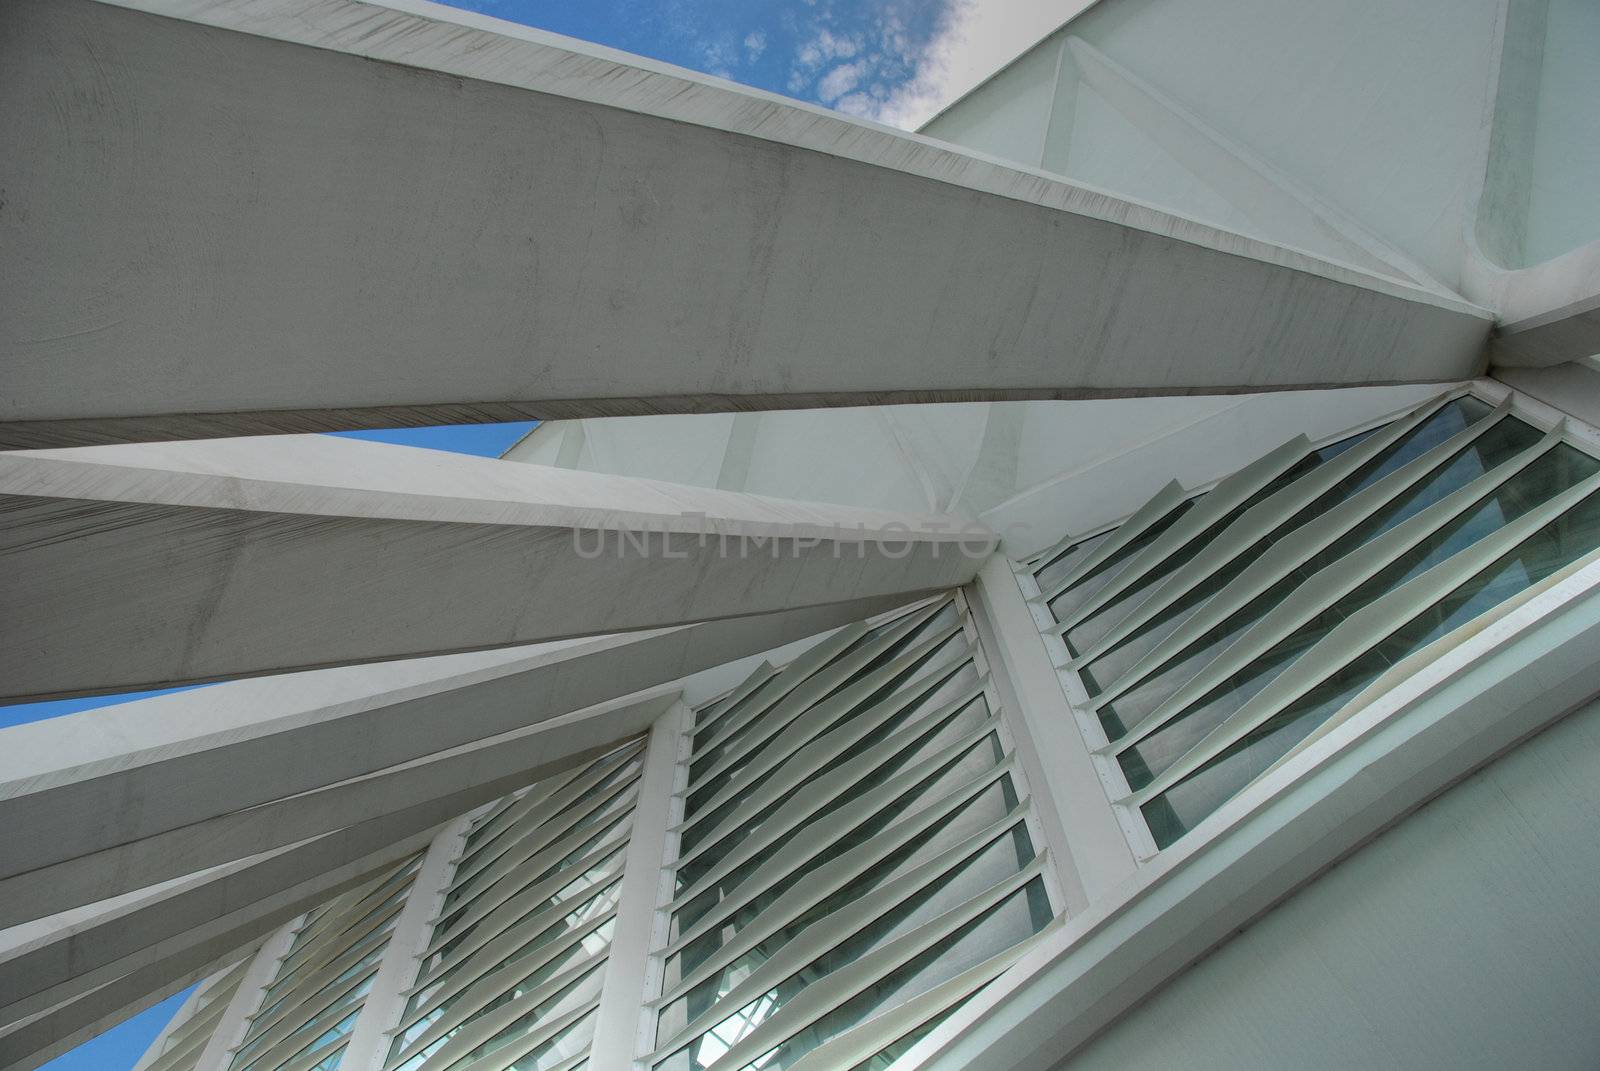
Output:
[[0, 596, 908, 918], [1489, 293, 1600, 367], [0, 940, 263, 1071], [0, 0, 1490, 449], [0, 686, 675, 930], [0, 688, 673, 1042], [0, 435, 985, 701]]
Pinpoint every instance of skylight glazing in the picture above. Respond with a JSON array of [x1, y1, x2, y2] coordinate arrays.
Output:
[[383, 742, 647, 1071], [647, 597, 1061, 1071], [1025, 391, 1600, 848]]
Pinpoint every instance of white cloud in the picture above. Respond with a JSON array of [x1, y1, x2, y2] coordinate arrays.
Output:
[[744, 30, 767, 60], [862, 0, 1096, 130], [833, 91, 877, 117], [817, 60, 865, 102], [797, 27, 862, 70]]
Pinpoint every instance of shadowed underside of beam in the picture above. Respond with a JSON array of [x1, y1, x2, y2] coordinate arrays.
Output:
[[0, 0, 1490, 449], [0, 435, 985, 701]]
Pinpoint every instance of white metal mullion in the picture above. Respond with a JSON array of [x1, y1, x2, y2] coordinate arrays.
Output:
[[661, 760, 1016, 961], [692, 662, 778, 738], [447, 751, 643, 893], [657, 800, 1034, 1010], [456, 757, 622, 874], [273, 864, 412, 980], [689, 599, 952, 766], [236, 963, 381, 1071], [201, 925, 298, 1071], [424, 836, 631, 962], [1075, 396, 1516, 693], [588, 699, 685, 1071], [640, 701, 698, 1067], [245, 899, 409, 1044], [398, 906, 616, 1034], [688, 623, 874, 761], [361, 814, 478, 1071], [1035, 481, 1186, 601], [663, 859, 1047, 1071], [778, 917, 1064, 1071], [452, 1000, 599, 1071], [1064, 395, 1451, 659], [670, 692, 995, 878], [411, 965, 603, 1071], [421, 873, 625, 984], [687, 609, 951, 784], [1128, 464, 1600, 804], [236, 970, 380, 1071], [1108, 428, 1564, 755], [667, 722, 1007, 913], [674, 652, 978, 850], [388, 951, 608, 1068], [677, 630, 970, 834], [955, 587, 1069, 920], [1053, 435, 1313, 631], [441, 775, 640, 920], [270, 1036, 348, 1071]]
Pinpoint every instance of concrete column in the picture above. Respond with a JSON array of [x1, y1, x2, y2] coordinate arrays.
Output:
[[586, 701, 691, 1068], [192, 923, 298, 1071], [964, 555, 1138, 910], [342, 818, 470, 1071]]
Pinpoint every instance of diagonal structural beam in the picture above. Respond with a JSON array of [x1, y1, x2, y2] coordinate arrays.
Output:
[[0, 435, 987, 701], [0, 0, 1491, 450], [0, 597, 913, 924], [1489, 293, 1600, 367]]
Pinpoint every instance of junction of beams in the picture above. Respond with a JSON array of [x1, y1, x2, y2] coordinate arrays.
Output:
[[0, 435, 984, 701], [0, 0, 1490, 450]]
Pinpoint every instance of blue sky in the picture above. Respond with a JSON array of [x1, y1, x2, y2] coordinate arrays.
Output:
[[20, 1, 991, 1066], [448, 0, 971, 124]]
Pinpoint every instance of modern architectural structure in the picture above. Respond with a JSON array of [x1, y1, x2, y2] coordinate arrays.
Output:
[[2, 0, 1599, 1070]]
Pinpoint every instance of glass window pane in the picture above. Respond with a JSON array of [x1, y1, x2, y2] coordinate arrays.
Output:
[[1144, 482, 1600, 847]]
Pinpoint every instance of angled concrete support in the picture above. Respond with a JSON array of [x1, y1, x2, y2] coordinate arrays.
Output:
[[0, 939, 263, 1071], [0, 687, 675, 1055], [0, 596, 909, 919], [1490, 293, 1600, 367], [0, 435, 985, 700], [0, 0, 1489, 449]]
